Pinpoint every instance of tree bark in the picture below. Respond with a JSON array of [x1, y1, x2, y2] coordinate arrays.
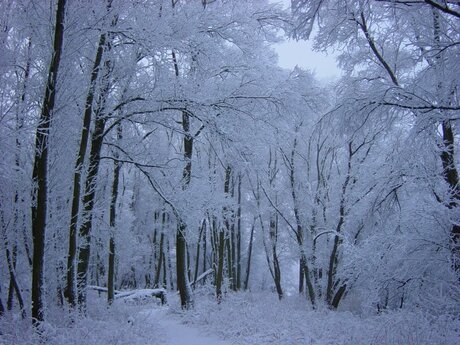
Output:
[[202, 219, 208, 284], [215, 224, 226, 303], [31, 0, 66, 326], [6, 245, 16, 310], [65, 27, 110, 308], [0, 281, 5, 317], [441, 120, 460, 272], [154, 232, 165, 288], [108, 122, 122, 305], [432, 11, 460, 272], [4, 244, 25, 319], [171, 47, 194, 308], [176, 222, 193, 307], [193, 221, 205, 284], [326, 142, 352, 308], [77, 55, 113, 309], [0, 290, 4, 317], [243, 218, 256, 290], [236, 174, 242, 290], [166, 234, 174, 290], [269, 212, 283, 300], [288, 137, 316, 306]]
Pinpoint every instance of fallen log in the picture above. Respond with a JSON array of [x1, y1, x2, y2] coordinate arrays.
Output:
[[88, 286, 167, 305], [190, 268, 214, 288], [115, 289, 167, 305]]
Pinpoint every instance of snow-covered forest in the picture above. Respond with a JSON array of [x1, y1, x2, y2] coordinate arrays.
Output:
[[0, 0, 459, 344]]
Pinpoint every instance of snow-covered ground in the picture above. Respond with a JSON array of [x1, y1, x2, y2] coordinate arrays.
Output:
[[1, 289, 458, 345]]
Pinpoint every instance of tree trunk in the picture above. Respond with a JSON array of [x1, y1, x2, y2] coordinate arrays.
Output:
[[269, 213, 283, 300], [31, 0, 66, 325], [243, 218, 255, 290], [300, 252, 316, 306], [331, 284, 347, 309], [0, 290, 4, 317], [171, 46, 195, 307], [108, 122, 122, 305], [176, 222, 193, 308], [215, 225, 226, 303], [289, 137, 316, 306], [154, 232, 165, 288], [326, 142, 352, 307], [442, 123, 460, 272], [193, 221, 205, 284], [65, 25, 110, 308], [166, 235, 174, 290], [162, 249, 167, 288], [6, 244, 16, 310], [77, 55, 113, 309], [431, 9, 460, 273], [202, 219, 208, 284], [236, 174, 242, 290], [3, 238, 26, 319], [254, 173, 283, 300]]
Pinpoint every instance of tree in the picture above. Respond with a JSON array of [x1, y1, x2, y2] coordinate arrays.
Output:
[[107, 122, 122, 304], [291, 0, 460, 310], [30, 0, 66, 325], [64, 0, 114, 307]]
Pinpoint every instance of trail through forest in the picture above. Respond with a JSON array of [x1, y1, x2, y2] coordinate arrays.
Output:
[[138, 308, 231, 345]]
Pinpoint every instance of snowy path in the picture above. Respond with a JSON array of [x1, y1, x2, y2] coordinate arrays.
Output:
[[138, 308, 231, 345]]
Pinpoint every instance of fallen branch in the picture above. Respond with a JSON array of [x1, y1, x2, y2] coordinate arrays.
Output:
[[88, 285, 121, 294], [88, 286, 167, 305], [116, 288, 167, 305], [191, 268, 214, 288]]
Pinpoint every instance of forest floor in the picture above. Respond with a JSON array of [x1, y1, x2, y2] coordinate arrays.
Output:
[[0, 287, 458, 345]]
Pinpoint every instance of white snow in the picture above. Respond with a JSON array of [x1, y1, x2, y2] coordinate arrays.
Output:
[[139, 309, 231, 345], [1, 290, 458, 345]]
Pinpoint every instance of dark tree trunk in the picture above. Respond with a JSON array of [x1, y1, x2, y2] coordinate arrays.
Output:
[[431, 10, 460, 274], [298, 258, 304, 294], [331, 284, 347, 309], [300, 252, 316, 306], [193, 221, 205, 284], [166, 235, 174, 290], [162, 249, 167, 288], [243, 218, 255, 290], [151, 224, 158, 285], [269, 213, 283, 300], [223, 166, 235, 290], [210, 215, 218, 283], [7, 245, 17, 310], [236, 175, 242, 290], [0, 290, 4, 317], [215, 225, 226, 303], [288, 137, 316, 306], [65, 27, 110, 308], [202, 220, 208, 284], [177, 223, 193, 308], [170, 46, 195, 307], [108, 123, 122, 305], [441, 121, 460, 272], [326, 143, 351, 307], [31, 0, 66, 326], [154, 233, 165, 288], [77, 56, 113, 309], [176, 107, 194, 307], [4, 245, 25, 319]]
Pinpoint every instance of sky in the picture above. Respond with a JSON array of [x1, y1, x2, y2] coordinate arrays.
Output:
[[271, 0, 342, 81], [273, 39, 341, 80]]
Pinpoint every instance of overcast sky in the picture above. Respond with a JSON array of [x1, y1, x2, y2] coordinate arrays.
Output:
[[271, 0, 341, 81], [273, 39, 341, 81]]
